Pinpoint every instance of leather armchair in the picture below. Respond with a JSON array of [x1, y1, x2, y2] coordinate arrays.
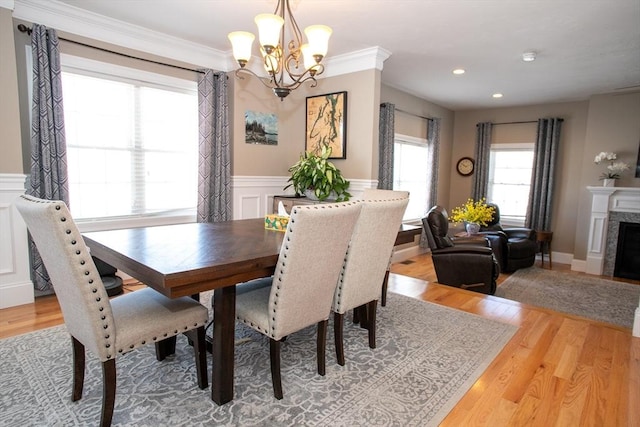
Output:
[[422, 206, 499, 295], [479, 203, 537, 272]]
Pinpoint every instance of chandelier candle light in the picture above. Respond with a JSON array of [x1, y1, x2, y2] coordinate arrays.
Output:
[[594, 151, 630, 187], [228, 0, 332, 100]]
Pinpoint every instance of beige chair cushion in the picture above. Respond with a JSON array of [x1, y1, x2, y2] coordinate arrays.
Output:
[[15, 195, 208, 361], [333, 197, 409, 314], [236, 202, 362, 341]]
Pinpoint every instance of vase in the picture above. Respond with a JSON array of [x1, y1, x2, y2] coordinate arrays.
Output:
[[602, 178, 616, 187], [465, 222, 480, 236]]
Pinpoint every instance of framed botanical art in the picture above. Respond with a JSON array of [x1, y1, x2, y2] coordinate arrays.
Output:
[[305, 91, 347, 159]]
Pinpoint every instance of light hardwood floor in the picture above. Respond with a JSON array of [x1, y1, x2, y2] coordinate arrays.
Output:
[[1, 254, 638, 426]]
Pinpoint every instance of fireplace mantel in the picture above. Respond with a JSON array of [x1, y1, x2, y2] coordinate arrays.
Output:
[[586, 186, 640, 276]]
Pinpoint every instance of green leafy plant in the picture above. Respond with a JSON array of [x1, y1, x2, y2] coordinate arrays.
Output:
[[284, 145, 351, 202]]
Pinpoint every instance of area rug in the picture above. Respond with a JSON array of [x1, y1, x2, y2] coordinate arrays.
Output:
[[0, 292, 516, 427], [496, 266, 640, 329]]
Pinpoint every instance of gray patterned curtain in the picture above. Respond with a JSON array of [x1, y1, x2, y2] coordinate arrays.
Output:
[[526, 118, 563, 231], [28, 24, 68, 294], [420, 117, 441, 248], [471, 122, 492, 200], [197, 69, 231, 223], [425, 118, 440, 210], [378, 103, 395, 189]]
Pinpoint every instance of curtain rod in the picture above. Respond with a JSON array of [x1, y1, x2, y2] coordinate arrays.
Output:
[[17, 24, 205, 75], [395, 108, 434, 121], [491, 120, 537, 126]]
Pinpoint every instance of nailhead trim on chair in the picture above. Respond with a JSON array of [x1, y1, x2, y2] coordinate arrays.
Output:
[[54, 201, 116, 359]]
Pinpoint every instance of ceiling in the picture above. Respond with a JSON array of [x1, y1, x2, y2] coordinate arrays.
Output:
[[53, 0, 640, 110]]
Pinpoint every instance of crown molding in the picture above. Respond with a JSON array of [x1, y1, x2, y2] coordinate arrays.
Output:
[[0, 0, 14, 10], [322, 46, 392, 78], [12, 0, 227, 70], [12, 0, 389, 76]]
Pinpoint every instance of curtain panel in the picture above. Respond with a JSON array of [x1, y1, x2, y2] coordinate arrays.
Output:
[[378, 103, 395, 189], [28, 24, 69, 294], [472, 122, 492, 200], [420, 117, 441, 248], [197, 70, 231, 223], [526, 118, 563, 231]]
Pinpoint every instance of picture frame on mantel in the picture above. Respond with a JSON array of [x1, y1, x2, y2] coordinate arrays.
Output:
[[305, 91, 347, 159]]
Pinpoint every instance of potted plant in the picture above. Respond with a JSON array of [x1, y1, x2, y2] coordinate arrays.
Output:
[[450, 198, 495, 235], [284, 145, 351, 201]]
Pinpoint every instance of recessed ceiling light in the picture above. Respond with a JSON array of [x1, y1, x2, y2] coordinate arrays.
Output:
[[452, 68, 465, 75], [492, 93, 503, 98], [522, 52, 536, 62]]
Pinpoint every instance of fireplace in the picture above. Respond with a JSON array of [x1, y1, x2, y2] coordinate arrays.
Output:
[[613, 222, 640, 280], [586, 187, 639, 337]]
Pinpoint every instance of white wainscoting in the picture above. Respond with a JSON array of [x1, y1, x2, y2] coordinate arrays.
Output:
[[231, 176, 376, 219], [0, 174, 34, 309]]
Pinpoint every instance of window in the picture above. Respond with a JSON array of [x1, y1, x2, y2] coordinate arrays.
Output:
[[393, 134, 431, 222], [61, 56, 198, 222], [487, 143, 534, 226]]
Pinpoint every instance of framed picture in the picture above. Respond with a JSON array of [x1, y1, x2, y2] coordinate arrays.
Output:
[[245, 111, 278, 145], [305, 91, 347, 159]]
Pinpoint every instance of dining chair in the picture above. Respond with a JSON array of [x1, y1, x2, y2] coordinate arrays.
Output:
[[361, 188, 410, 306], [332, 197, 409, 365], [15, 195, 209, 427], [234, 202, 362, 399]]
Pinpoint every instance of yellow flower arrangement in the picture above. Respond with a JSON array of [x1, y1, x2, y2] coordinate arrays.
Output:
[[450, 198, 495, 226]]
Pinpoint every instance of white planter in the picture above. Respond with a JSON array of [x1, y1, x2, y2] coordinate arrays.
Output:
[[602, 178, 616, 187]]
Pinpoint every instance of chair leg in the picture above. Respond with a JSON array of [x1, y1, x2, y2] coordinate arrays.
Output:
[[100, 359, 116, 427], [333, 312, 345, 366], [381, 270, 390, 307], [71, 336, 85, 401], [367, 300, 377, 349], [155, 335, 177, 361], [317, 320, 327, 376], [269, 339, 283, 400], [186, 327, 208, 389]]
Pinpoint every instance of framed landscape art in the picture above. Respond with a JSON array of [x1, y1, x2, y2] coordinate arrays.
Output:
[[305, 91, 347, 159]]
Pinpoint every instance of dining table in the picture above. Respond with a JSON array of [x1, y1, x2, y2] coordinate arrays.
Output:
[[82, 218, 422, 405]]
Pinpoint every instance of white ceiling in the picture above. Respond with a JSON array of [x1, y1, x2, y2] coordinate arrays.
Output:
[[52, 0, 640, 110]]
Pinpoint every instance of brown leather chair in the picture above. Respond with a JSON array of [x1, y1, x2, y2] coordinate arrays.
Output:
[[422, 206, 499, 295], [479, 203, 537, 272]]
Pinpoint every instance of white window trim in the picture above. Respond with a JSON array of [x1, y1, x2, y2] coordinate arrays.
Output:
[[61, 54, 198, 232], [394, 133, 429, 223], [489, 142, 535, 227]]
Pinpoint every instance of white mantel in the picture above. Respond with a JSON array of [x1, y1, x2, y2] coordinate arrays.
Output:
[[586, 186, 640, 275], [586, 186, 640, 337]]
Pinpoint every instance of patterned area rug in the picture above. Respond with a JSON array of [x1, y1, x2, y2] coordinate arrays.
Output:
[[0, 293, 516, 427], [496, 266, 640, 328]]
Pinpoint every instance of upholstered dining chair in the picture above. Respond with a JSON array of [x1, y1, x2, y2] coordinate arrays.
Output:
[[332, 196, 409, 366], [361, 188, 410, 306], [234, 202, 362, 399], [15, 195, 209, 427]]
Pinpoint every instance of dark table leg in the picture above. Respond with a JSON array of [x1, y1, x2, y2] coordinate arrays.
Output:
[[211, 285, 236, 405]]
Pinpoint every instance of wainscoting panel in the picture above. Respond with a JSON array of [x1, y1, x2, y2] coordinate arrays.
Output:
[[0, 174, 33, 309]]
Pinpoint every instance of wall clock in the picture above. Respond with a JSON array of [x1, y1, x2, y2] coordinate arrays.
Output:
[[456, 157, 474, 176]]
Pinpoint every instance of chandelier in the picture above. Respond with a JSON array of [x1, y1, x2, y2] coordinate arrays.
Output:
[[228, 0, 332, 100]]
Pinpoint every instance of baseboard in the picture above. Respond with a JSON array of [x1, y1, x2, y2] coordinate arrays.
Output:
[[633, 307, 640, 338], [392, 245, 425, 263], [0, 281, 35, 309]]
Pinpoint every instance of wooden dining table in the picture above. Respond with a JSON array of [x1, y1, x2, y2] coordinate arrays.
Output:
[[83, 218, 421, 405]]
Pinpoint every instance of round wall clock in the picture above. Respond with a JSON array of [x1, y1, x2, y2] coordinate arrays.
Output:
[[456, 157, 474, 176]]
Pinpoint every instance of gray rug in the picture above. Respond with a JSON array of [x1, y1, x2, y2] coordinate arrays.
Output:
[[496, 266, 640, 329], [0, 293, 516, 427]]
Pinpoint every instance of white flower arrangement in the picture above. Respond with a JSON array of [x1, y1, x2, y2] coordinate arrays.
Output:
[[594, 151, 630, 180]]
